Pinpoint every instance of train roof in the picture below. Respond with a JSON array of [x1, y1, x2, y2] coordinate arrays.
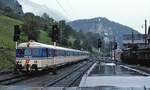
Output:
[[17, 41, 89, 53]]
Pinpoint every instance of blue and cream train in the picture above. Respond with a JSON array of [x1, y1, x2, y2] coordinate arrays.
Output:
[[16, 41, 89, 72]]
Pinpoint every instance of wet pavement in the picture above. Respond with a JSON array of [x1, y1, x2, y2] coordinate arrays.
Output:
[[0, 86, 149, 90], [79, 63, 150, 88], [89, 63, 147, 76]]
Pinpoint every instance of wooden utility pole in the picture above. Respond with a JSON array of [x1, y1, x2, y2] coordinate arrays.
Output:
[[132, 31, 134, 44], [145, 20, 147, 44]]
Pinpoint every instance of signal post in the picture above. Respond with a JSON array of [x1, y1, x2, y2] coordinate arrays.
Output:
[[13, 25, 21, 74], [51, 24, 60, 75], [98, 38, 102, 60]]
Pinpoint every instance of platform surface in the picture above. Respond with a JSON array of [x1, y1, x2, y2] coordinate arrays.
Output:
[[80, 63, 150, 88]]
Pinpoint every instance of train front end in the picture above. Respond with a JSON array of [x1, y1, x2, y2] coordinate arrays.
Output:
[[15, 42, 45, 72]]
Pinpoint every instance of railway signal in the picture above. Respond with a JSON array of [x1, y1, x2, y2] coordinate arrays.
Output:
[[114, 42, 117, 50], [98, 38, 102, 48], [52, 24, 60, 43], [52, 24, 60, 74], [13, 25, 21, 41]]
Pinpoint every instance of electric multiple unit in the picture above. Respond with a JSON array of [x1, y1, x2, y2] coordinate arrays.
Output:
[[15, 41, 89, 72]]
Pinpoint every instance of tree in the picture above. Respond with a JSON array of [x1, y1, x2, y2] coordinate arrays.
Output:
[[59, 20, 71, 47], [41, 13, 55, 40], [73, 39, 81, 49], [22, 13, 42, 41], [42, 13, 50, 21]]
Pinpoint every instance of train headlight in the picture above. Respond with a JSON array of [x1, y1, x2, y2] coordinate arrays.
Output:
[[25, 59, 30, 64], [19, 61, 22, 63], [16, 61, 19, 64]]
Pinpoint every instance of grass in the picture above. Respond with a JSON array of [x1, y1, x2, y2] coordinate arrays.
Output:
[[38, 30, 52, 45], [0, 15, 22, 49], [0, 49, 15, 70], [0, 15, 22, 69]]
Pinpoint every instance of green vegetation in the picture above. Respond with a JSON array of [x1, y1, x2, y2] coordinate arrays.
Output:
[[0, 12, 100, 69], [0, 15, 52, 69], [0, 49, 15, 70], [0, 15, 22, 49], [0, 15, 22, 69], [38, 30, 52, 44]]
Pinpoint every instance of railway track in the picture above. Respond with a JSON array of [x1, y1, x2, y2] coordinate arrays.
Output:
[[43, 60, 94, 87], [0, 71, 51, 85], [0, 59, 92, 86], [0, 70, 13, 75], [0, 73, 30, 85]]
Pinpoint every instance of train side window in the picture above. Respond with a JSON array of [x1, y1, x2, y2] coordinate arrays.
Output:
[[59, 50, 61, 56], [70, 52, 72, 56], [69, 51, 71, 56], [64, 51, 66, 56], [48, 49, 53, 57], [51, 49, 55, 57], [59, 50, 62, 56], [64, 51, 67, 56], [67, 51, 70, 56], [61, 50, 63, 56], [63, 50, 65, 56], [46, 48, 49, 57], [62, 50, 65, 56], [42, 48, 47, 57], [54, 49, 58, 56], [32, 48, 40, 57], [56, 50, 59, 56], [60, 50, 62, 56], [70, 51, 72, 56]]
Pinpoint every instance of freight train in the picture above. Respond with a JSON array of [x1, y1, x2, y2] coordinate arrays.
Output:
[[15, 41, 89, 73]]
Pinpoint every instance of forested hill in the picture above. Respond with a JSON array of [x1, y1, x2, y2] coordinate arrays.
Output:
[[68, 17, 140, 45]]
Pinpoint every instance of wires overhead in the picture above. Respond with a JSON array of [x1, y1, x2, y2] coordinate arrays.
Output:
[[55, 0, 72, 19]]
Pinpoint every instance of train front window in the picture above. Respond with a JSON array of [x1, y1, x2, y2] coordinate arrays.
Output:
[[16, 49, 24, 57], [24, 48, 31, 56]]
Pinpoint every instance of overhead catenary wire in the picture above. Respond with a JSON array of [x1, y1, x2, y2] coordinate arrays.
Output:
[[55, 0, 72, 19]]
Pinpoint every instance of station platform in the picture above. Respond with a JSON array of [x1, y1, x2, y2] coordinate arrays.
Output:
[[79, 62, 150, 88], [0, 86, 149, 90]]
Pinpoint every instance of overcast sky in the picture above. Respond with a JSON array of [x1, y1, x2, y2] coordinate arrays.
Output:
[[29, 0, 150, 33]]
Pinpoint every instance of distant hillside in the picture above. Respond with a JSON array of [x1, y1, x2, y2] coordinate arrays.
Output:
[[68, 17, 140, 46], [0, 0, 23, 15]]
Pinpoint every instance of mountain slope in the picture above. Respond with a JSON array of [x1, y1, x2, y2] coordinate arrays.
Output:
[[18, 0, 67, 20], [0, 0, 23, 15], [68, 17, 140, 46]]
